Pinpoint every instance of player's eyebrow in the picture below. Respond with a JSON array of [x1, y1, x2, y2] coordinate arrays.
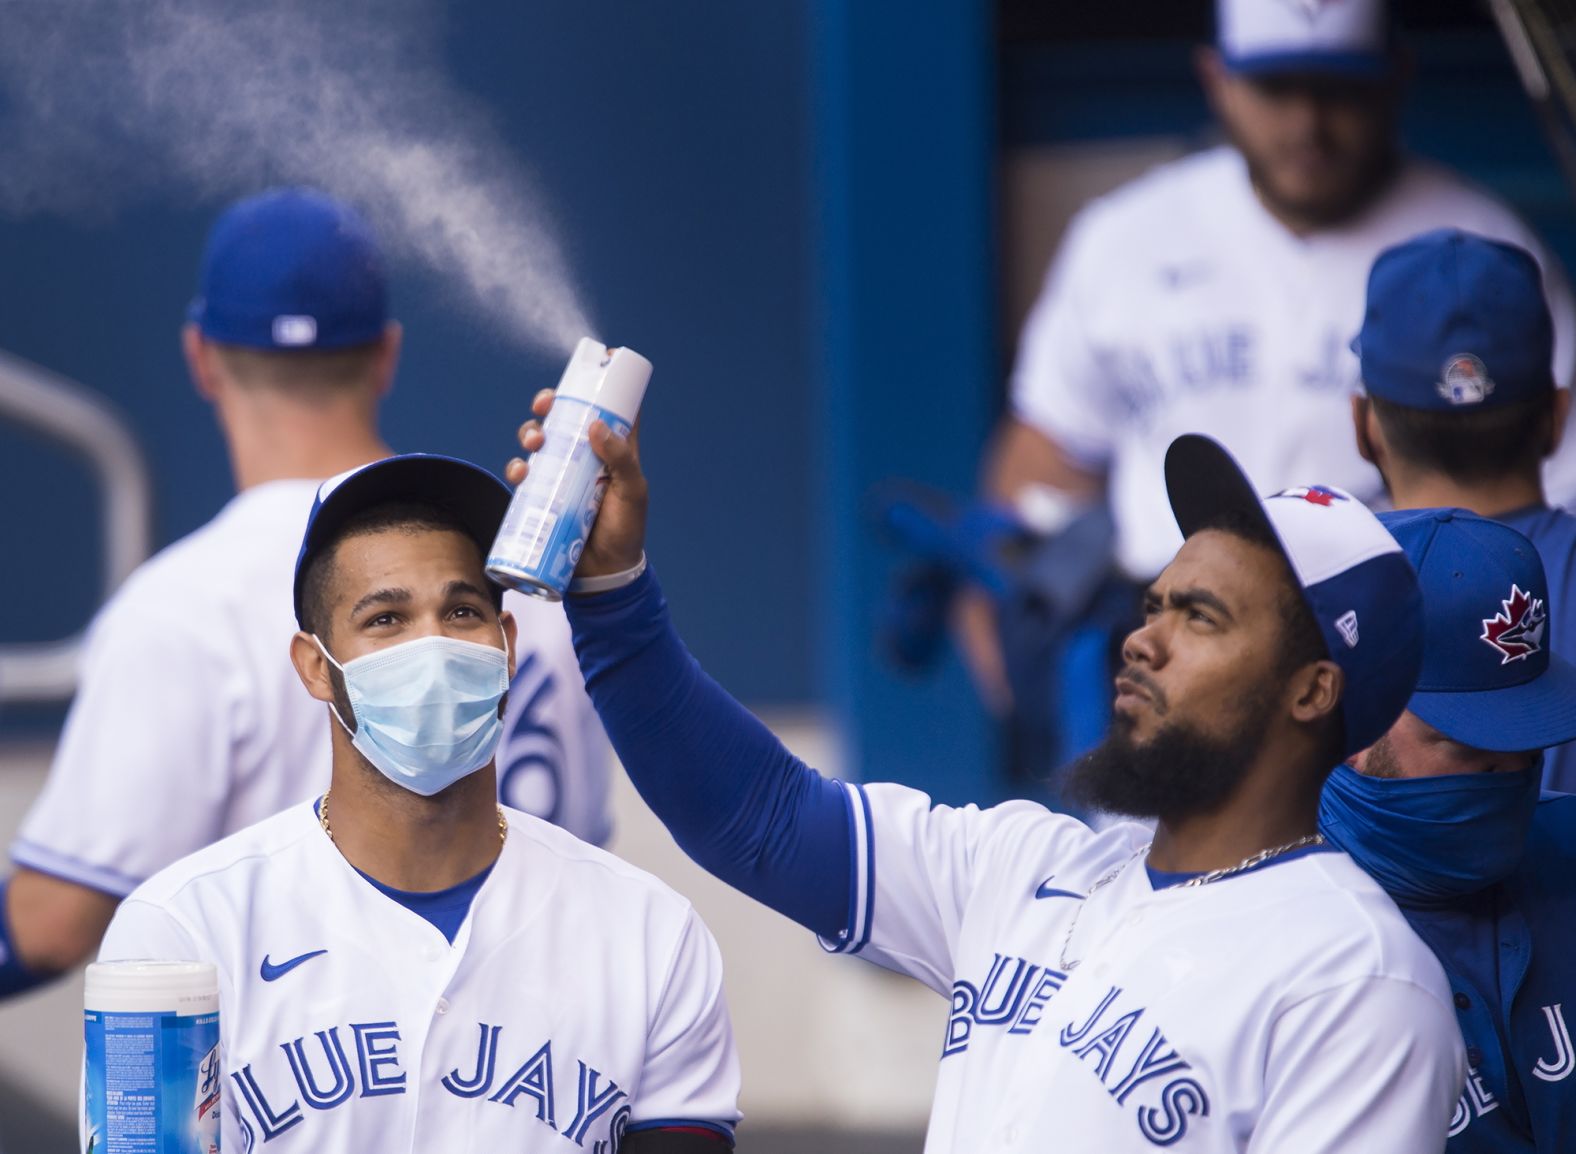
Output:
[[444, 579, 491, 602], [1167, 587, 1235, 623], [349, 586, 412, 618]]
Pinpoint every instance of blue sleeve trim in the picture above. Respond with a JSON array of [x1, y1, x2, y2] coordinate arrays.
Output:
[[0, 878, 50, 998], [566, 566, 855, 938], [625, 1118, 736, 1138], [856, 784, 877, 954], [10, 841, 143, 899]]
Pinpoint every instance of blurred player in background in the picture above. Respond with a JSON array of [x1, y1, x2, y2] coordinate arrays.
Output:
[[959, 0, 1576, 779], [1321, 509, 1576, 1151], [96, 453, 739, 1149], [527, 401, 1465, 1150], [0, 188, 610, 996], [1351, 229, 1576, 790]]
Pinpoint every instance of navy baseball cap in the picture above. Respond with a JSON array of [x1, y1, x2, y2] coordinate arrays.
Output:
[[1166, 434, 1423, 759], [1217, 0, 1393, 77], [1356, 230, 1554, 411], [1378, 508, 1576, 751], [293, 454, 512, 626], [189, 188, 388, 351]]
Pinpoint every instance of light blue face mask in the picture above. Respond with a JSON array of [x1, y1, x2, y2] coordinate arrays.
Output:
[[315, 632, 510, 797]]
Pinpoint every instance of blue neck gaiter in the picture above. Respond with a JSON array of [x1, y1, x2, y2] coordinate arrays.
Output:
[[1319, 761, 1540, 908]]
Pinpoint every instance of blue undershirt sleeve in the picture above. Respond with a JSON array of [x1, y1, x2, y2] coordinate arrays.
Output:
[[564, 567, 853, 940]]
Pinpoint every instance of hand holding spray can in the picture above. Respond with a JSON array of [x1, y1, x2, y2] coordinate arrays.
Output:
[[82, 961, 221, 1154], [487, 338, 651, 599]]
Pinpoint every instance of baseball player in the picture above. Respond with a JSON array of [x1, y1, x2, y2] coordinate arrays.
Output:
[[1319, 509, 1576, 1151], [1350, 229, 1576, 791], [960, 0, 1576, 720], [524, 404, 1466, 1149], [93, 452, 740, 1150], [1, 189, 611, 998]]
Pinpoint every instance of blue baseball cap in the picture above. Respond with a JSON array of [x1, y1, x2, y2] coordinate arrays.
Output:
[[1217, 0, 1393, 77], [293, 454, 511, 626], [1356, 230, 1555, 411], [1378, 508, 1576, 752], [189, 188, 388, 351], [1166, 434, 1422, 759]]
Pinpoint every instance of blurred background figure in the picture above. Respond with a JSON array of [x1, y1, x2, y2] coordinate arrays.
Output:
[[1, 188, 611, 1001], [1351, 228, 1576, 789], [941, 0, 1576, 791]]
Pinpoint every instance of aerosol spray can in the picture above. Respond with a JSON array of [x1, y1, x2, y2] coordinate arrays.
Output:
[[487, 338, 652, 599], [82, 961, 221, 1154]]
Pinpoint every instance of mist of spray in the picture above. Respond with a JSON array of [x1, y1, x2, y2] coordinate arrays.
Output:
[[0, 0, 594, 355]]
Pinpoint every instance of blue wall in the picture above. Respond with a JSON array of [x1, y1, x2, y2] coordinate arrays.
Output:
[[0, 2, 814, 736]]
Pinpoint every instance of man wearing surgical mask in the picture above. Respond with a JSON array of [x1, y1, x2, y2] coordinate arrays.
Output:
[[88, 453, 741, 1152], [1320, 508, 1576, 1152]]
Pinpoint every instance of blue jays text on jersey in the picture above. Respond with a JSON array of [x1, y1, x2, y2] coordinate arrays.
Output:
[[230, 1018, 631, 1150]]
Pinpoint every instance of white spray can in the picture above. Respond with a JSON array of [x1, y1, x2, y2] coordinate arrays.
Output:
[[487, 338, 652, 599], [82, 960, 221, 1154]]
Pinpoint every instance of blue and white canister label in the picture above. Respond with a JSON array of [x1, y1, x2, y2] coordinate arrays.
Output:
[[487, 396, 632, 597], [84, 1008, 221, 1153]]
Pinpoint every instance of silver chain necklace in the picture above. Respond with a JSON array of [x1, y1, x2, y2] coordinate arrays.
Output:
[[1057, 833, 1324, 972]]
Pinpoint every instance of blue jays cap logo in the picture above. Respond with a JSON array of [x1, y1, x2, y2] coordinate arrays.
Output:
[[1277, 485, 1350, 507], [1481, 583, 1546, 664], [1438, 353, 1496, 406]]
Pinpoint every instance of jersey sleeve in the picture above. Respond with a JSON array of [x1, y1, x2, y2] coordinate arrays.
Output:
[[827, 782, 1095, 996], [1008, 205, 1123, 469], [96, 895, 205, 963], [1248, 976, 1465, 1154], [626, 906, 741, 1142], [13, 595, 240, 896]]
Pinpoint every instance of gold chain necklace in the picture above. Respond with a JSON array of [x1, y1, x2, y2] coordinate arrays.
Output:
[[1057, 833, 1324, 972], [318, 790, 508, 845]]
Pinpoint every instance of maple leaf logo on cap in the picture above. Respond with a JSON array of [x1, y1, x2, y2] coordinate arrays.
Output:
[[1482, 584, 1547, 664], [1277, 485, 1349, 507]]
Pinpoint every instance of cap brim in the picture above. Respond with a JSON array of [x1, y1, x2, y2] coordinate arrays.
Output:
[[292, 455, 511, 623], [1165, 433, 1278, 546], [1409, 654, 1576, 752], [1221, 50, 1394, 78]]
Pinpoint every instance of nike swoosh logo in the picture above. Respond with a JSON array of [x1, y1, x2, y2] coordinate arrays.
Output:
[[260, 949, 328, 982], [1035, 878, 1085, 901]]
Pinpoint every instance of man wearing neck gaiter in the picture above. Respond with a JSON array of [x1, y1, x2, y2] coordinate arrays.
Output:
[[1320, 509, 1576, 1152]]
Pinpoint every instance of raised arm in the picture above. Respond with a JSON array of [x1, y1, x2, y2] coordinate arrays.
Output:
[[509, 391, 854, 940]]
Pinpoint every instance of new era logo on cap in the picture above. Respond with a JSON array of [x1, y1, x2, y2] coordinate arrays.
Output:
[[1335, 610, 1360, 648], [1482, 584, 1547, 665]]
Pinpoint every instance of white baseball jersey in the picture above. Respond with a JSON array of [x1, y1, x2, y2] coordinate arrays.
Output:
[[823, 782, 1465, 1152], [1012, 145, 1576, 578], [95, 803, 740, 1150], [14, 478, 612, 898]]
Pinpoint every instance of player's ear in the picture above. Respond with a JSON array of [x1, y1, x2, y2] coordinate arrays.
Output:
[[1351, 394, 1381, 466], [183, 324, 220, 402], [499, 609, 518, 681], [1194, 46, 1227, 114], [1288, 659, 1343, 727], [370, 322, 402, 399], [290, 631, 339, 704]]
